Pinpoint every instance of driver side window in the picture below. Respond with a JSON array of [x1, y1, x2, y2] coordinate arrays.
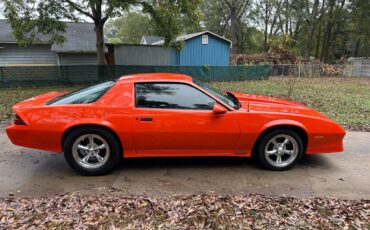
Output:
[[135, 82, 215, 110]]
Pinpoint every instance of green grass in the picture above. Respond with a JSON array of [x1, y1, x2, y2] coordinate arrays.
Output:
[[0, 77, 369, 129]]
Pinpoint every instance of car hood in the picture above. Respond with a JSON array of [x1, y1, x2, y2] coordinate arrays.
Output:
[[229, 91, 330, 120]]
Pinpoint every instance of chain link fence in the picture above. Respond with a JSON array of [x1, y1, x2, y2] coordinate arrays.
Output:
[[269, 64, 369, 77], [0, 65, 270, 88], [1, 64, 365, 88]]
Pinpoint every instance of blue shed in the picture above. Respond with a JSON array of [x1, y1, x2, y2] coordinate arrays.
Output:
[[151, 31, 231, 66]]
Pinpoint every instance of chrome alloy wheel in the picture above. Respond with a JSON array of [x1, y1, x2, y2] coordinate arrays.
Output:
[[264, 134, 299, 168], [72, 134, 110, 169]]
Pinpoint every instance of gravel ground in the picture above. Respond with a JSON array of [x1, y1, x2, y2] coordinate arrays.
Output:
[[0, 193, 369, 229]]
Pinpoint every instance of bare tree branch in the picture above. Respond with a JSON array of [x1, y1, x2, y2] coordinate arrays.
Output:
[[222, 0, 232, 9], [64, 0, 94, 19]]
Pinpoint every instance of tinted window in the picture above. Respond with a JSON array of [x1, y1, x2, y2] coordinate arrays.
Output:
[[46, 81, 115, 105], [194, 80, 237, 109], [135, 83, 215, 110]]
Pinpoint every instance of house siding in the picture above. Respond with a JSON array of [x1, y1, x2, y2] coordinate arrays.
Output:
[[114, 45, 172, 65], [172, 49, 180, 65], [0, 44, 57, 66], [177, 35, 230, 66]]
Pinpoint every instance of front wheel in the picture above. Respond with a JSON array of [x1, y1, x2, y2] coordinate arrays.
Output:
[[63, 127, 122, 176], [256, 129, 304, 171]]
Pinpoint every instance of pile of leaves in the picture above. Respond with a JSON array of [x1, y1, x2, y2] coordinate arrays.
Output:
[[320, 64, 348, 76], [231, 47, 300, 65], [0, 193, 369, 229], [231, 53, 275, 65]]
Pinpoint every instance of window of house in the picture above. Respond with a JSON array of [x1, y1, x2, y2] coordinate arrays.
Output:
[[202, 35, 208, 45]]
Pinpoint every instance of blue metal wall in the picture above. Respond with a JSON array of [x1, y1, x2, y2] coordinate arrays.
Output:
[[172, 34, 230, 66]]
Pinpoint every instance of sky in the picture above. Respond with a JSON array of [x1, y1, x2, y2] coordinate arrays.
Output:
[[0, 2, 4, 19]]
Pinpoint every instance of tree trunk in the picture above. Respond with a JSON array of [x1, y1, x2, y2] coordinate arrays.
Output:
[[95, 21, 106, 65], [315, 26, 321, 59], [304, 0, 319, 59], [320, 28, 326, 61], [230, 5, 239, 54], [321, 0, 335, 63], [323, 29, 332, 63], [353, 37, 360, 57], [285, 0, 289, 33], [263, 30, 268, 52], [263, 1, 269, 52]]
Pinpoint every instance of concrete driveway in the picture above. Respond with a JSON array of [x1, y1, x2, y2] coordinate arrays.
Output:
[[0, 125, 369, 200]]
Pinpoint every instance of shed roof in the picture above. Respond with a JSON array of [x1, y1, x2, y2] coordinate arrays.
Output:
[[0, 19, 50, 43], [0, 19, 97, 53], [151, 31, 232, 46], [140, 35, 162, 45], [51, 22, 97, 53]]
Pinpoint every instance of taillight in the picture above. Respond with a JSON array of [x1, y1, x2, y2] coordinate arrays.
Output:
[[14, 114, 27, 125]]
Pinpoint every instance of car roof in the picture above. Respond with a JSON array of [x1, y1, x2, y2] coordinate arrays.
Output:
[[118, 73, 193, 83]]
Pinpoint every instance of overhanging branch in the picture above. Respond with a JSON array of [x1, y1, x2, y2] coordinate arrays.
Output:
[[64, 0, 94, 19]]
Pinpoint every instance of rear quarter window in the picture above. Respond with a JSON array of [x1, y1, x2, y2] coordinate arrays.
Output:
[[46, 81, 115, 105]]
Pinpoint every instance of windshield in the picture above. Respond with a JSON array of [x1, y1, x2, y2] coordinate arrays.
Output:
[[46, 81, 115, 105], [194, 80, 238, 109]]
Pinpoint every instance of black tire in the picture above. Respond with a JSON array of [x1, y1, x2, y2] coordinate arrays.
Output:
[[255, 129, 304, 171], [63, 127, 122, 176]]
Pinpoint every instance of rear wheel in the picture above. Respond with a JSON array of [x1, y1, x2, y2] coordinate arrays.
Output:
[[256, 129, 304, 171], [63, 127, 122, 176]]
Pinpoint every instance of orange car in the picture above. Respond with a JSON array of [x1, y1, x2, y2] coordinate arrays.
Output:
[[6, 73, 346, 175]]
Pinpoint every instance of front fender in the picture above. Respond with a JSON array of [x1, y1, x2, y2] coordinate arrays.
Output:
[[260, 119, 308, 134]]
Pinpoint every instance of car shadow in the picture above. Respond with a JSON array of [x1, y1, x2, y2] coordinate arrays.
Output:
[[118, 154, 334, 170], [120, 156, 257, 170], [29, 152, 335, 175]]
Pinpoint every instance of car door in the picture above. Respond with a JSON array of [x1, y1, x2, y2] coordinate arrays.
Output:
[[133, 82, 240, 156]]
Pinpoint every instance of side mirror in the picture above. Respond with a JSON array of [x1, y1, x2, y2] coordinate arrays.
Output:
[[213, 103, 227, 114]]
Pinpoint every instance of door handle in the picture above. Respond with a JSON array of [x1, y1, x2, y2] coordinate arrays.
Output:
[[139, 117, 153, 122]]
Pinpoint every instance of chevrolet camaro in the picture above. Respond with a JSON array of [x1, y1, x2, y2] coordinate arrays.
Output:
[[6, 73, 346, 175]]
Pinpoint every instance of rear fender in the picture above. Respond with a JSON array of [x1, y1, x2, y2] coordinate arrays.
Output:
[[61, 120, 120, 148]]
